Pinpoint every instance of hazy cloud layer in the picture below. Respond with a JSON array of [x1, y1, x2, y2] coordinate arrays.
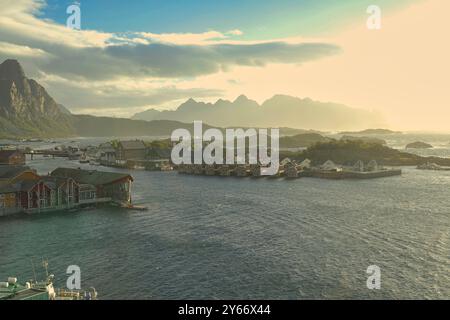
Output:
[[0, 0, 340, 114]]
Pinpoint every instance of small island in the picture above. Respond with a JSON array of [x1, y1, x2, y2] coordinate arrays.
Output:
[[339, 129, 402, 135], [279, 133, 332, 148], [340, 135, 386, 145], [406, 141, 433, 149]]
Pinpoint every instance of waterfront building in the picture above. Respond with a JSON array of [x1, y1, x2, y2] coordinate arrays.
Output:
[[251, 165, 263, 177], [280, 158, 292, 166], [0, 165, 40, 183], [116, 140, 146, 161], [321, 160, 342, 172], [0, 173, 80, 215], [367, 160, 380, 172], [0, 149, 25, 165], [96, 142, 117, 165], [284, 165, 299, 178], [51, 168, 133, 204], [0, 166, 134, 216], [298, 159, 311, 170], [98, 151, 117, 165], [353, 160, 365, 172]]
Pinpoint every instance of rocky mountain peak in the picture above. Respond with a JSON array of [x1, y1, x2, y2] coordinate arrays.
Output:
[[0, 59, 26, 81], [0, 59, 75, 138], [234, 94, 249, 103]]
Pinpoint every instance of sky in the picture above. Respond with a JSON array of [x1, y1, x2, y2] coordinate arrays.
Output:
[[0, 0, 449, 131]]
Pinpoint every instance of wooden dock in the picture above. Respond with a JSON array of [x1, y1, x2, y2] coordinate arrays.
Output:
[[25, 150, 70, 159]]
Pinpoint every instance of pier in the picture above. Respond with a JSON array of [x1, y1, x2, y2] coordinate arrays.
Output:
[[24, 150, 70, 159]]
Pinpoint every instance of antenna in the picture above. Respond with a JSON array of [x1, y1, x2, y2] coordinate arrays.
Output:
[[30, 258, 37, 283]]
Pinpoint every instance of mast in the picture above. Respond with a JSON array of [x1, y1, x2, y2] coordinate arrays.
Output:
[[31, 258, 37, 283], [42, 258, 49, 278]]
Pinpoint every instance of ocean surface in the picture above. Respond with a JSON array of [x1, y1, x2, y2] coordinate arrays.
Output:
[[0, 136, 449, 299]]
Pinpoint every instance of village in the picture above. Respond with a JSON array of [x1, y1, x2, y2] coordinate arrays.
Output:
[[0, 138, 404, 217], [19, 138, 402, 178]]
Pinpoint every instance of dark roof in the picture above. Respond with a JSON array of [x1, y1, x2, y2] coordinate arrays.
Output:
[[0, 179, 44, 193], [0, 176, 84, 193], [0, 165, 33, 180], [41, 176, 76, 188], [0, 181, 21, 193], [50, 167, 133, 185], [0, 149, 22, 161], [19, 180, 40, 192], [98, 142, 115, 153], [118, 140, 146, 150]]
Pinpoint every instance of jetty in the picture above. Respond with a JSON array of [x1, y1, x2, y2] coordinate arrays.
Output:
[[24, 150, 70, 159]]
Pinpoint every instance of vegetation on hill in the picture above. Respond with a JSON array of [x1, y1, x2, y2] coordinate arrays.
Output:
[[280, 140, 450, 166], [405, 141, 433, 149], [340, 135, 386, 145], [279, 133, 332, 148]]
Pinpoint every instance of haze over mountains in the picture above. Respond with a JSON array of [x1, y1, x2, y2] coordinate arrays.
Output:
[[0, 59, 200, 138], [0, 59, 385, 138], [133, 95, 385, 130]]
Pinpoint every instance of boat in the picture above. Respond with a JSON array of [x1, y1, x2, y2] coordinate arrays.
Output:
[[79, 154, 89, 163], [0, 261, 98, 300]]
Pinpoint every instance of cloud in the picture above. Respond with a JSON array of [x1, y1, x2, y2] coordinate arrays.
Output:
[[137, 31, 229, 45], [0, 41, 47, 57], [39, 73, 223, 111], [136, 29, 244, 45], [226, 29, 244, 36], [0, 0, 340, 81], [0, 0, 340, 116]]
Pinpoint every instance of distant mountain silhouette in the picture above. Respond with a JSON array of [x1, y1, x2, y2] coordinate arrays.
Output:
[[339, 129, 401, 135], [133, 94, 385, 130], [0, 59, 386, 138]]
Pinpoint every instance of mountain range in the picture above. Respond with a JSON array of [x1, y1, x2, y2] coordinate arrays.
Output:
[[0, 59, 385, 138], [132, 94, 385, 130]]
